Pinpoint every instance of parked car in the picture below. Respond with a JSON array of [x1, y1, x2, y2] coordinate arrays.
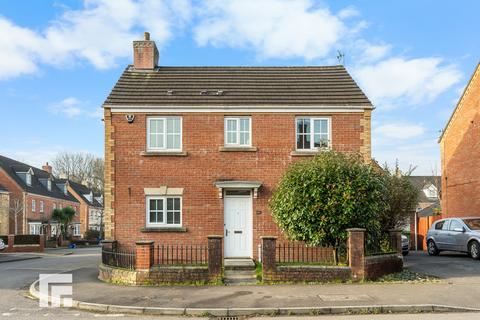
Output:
[[401, 235, 409, 256], [426, 217, 480, 259], [0, 239, 5, 251]]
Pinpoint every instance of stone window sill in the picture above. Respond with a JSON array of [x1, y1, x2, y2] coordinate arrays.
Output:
[[140, 227, 187, 233], [219, 146, 258, 152], [140, 151, 188, 157], [290, 151, 319, 156]]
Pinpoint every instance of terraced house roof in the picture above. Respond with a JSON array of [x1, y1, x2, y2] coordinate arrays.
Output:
[[104, 65, 372, 108]]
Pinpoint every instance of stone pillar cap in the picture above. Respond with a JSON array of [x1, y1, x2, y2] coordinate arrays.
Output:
[[260, 236, 278, 239], [346, 228, 366, 232], [135, 240, 154, 245], [100, 240, 117, 244], [207, 235, 223, 239]]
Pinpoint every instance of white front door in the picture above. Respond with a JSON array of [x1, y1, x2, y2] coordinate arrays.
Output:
[[224, 192, 252, 258]]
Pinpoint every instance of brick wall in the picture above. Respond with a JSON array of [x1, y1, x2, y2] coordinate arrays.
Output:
[[364, 254, 403, 280], [0, 168, 24, 234], [108, 111, 369, 258], [440, 64, 480, 218]]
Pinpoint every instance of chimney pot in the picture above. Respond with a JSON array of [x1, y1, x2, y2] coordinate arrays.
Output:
[[144, 32, 150, 41]]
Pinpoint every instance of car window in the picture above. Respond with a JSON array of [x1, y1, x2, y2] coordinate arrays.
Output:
[[435, 221, 445, 230], [463, 219, 480, 230], [449, 220, 464, 231], [441, 220, 450, 230]]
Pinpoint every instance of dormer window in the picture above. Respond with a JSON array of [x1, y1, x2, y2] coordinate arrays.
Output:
[[64, 185, 68, 195], [47, 179, 52, 191], [423, 184, 438, 199], [26, 173, 32, 186]]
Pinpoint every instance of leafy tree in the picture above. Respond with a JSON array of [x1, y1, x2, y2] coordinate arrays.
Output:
[[269, 151, 387, 263], [379, 162, 419, 230], [52, 207, 76, 239]]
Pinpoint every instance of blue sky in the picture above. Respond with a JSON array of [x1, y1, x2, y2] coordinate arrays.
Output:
[[0, 0, 478, 175]]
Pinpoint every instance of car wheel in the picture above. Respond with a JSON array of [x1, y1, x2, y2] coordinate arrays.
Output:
[[427, 240, 439, 256], [469, 241, 480, 260]]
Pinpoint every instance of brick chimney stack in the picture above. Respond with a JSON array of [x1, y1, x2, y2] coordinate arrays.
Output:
[[133, 31, 159, 70], [42, 162, 52, 174]]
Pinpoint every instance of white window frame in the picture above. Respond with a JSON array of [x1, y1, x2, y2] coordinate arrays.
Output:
[[51, 224, 58, 237], [146, 116, 182, 152], [47, 179, 51, 191], [29, 222, 41, 235], [26, 173, 32, 186], [53, 203, 56, 210], [39, 201, 44, 213], [224, 117, 252, 147], [146, 196, 182, 227], [31, 199, 36, 212], [73, 224, 81, 236], [295, 117, 332, 151]]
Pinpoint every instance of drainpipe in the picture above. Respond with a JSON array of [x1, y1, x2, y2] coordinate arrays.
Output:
[[414, 210, 418, 251]]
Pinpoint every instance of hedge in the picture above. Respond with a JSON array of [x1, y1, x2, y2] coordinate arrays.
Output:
[[14, 235, 40, 245]]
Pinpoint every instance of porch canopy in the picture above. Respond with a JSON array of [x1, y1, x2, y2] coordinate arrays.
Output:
[[213, 180, 262, 198]]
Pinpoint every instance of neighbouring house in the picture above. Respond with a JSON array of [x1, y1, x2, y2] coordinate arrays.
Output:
[[65, 179, 103, 236], [408, 176, 441, 250], [0, 155, 80, 238], [440, 63, 480, 219], [103, 33, 373, 260]]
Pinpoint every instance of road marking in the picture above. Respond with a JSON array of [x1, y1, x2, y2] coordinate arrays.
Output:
[[94, 314, 125, 317], [1, 313, 12, 316]]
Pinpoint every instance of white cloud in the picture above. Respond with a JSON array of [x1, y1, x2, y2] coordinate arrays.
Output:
[[374, 123, 425, 140], [0, 0, 192, 79], [48, 97, 101, 118], [194, 0, 352, 60], [353, 57, 462, 109]]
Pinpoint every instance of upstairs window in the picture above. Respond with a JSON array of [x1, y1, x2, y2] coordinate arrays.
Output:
[[26, 173, 32, 186], [147, 117, 182, 151], [31, 199, 36, 212], [29, 223, 41, 235], [146, 196, 182, 227], [224, 117, 251, 147], [40, 201, 44, 213], [47, 180, 51, 191], [296, 117, 330, 151]]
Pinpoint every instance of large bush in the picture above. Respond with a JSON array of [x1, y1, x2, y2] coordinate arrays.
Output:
[[269, 151, 387, 249]]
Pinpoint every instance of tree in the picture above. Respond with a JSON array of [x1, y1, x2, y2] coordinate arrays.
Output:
[[52, 152, 104, 193], [379, 162, 419, 230], [52, 207, 76, 240], [269, 151, 387, 263], [9, 198, 23, 234]]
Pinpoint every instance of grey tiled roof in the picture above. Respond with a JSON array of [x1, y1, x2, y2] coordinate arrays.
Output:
[[104, 65, 372, 107], [66, 180, 103, 208], [0, 155, 78, 203]]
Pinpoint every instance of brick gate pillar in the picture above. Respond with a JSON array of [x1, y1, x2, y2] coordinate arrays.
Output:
[[39, 234, 45, 252], [7, 234, 14, 252], [347, 228, 365, 281], [101, 239, 117, 251], [388, 229, 402, 254], [261, 236, 277, 274], [207, 235, 223, 278], [135, 240, 154, 271]]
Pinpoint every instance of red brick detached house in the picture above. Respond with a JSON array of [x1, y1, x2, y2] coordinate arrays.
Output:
[[440, 63, 480, 217], [0, 155, 80, 238], [103, 33, 373, 259]]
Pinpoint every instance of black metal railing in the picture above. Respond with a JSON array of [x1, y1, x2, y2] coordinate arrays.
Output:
[[154, 244, 208, 265], [365, 232, 395, 256], [276, 243, 347, 265], [101, 246, 136, 270]]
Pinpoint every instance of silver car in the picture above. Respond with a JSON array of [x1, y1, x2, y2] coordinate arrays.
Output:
[[426, 217, 480, 259]]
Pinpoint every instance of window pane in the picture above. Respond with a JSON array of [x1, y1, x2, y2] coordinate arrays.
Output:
[[167, 118, 180, 134], [296, 133, 303, 149], [174, 212, 180, 224], [240, 118, 249, 131], [150, 199, 157, 210], [303, 134, 310, 149], [167, 198, 173, 211], [174, 198, 180, 210], [173, 135, 180, 149], [240, 132, 250, 145], [227, 132, 236, 144], [320, 119, 328, 133], [296, 119, 304, 134], [166, 135, 174, 149], [227, 119, 237, 131]]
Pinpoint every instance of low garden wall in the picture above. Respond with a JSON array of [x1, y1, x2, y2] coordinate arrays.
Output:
[[263, 264, 351, 283], [364, 254, 403, 280], [1, 234, 44, 253], [99, 236, 223, 285]]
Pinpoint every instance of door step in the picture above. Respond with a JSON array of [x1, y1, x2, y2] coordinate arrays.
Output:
[[223, 259, 257, 285], [224, 258, 255, 271]]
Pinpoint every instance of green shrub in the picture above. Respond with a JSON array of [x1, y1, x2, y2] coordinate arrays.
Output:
[[84, 229, 100, 240], [269, 151, 387, 251]]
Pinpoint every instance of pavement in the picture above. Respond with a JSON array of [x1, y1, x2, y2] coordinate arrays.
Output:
[[4, 248, 480, 319]]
